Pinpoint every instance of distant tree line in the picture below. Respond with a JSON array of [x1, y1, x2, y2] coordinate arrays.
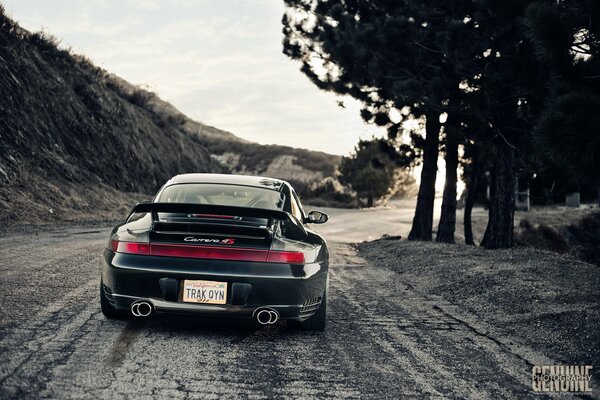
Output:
[[283, 0, 600, 249]]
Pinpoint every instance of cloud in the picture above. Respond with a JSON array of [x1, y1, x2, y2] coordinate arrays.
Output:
[[125, 0, 162, 11]]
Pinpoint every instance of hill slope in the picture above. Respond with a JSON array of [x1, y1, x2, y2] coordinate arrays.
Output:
[[0, 8, 340, 227], [107, 74, 340, 181]]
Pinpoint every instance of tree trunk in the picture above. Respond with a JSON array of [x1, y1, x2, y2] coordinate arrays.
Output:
[[408, 113, 440, 241], [436, 127, 459, 243], [367, 195, 374, 208], [481, 137, 515, 249], [464, 157, 479, 246]]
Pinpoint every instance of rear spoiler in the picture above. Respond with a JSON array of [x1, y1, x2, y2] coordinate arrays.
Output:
[[127, 202, 295, 223]]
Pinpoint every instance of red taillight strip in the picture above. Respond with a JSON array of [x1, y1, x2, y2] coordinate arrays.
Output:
[[150, 244, 269, 262], [112, 241, 304, 264]]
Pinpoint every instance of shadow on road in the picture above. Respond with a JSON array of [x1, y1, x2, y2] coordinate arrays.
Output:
[[107, 314, 318, 341]]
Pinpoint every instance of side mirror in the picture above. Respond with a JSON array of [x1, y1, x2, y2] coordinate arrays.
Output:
[[306, 210, 328, 224]]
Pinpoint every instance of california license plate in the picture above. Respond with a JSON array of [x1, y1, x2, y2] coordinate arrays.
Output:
[[182, 280, 227, 304]]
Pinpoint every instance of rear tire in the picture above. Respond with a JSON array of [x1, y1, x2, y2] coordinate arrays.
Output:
[[299, 285, 328, 331], [100, 281, 123, 319]]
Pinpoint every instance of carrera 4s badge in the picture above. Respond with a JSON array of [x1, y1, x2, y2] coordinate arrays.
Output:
[[183, 237, 236, 245]]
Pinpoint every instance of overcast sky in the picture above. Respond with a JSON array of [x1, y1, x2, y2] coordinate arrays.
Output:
[[3, 0, 385, 155]]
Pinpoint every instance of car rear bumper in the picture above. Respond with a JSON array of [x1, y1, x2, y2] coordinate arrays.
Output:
[[101, 249, 328, 320]]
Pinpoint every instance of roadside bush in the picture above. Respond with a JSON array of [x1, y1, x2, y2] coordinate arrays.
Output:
[[515, 219, 570, 253], [564, 213, 600, 266], [516, 213, 600, 267]]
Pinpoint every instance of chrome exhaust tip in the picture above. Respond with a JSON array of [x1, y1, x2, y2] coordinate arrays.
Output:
[[255, 308, 279, 325], [131, 301, 153, 317]]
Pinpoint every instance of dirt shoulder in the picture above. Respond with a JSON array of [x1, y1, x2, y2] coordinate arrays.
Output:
[[0, 178, 146, 233], [460, 203, 599, 244], [357, 238, 600, 368]]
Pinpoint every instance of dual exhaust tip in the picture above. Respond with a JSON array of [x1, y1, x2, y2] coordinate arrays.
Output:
[[130, 302, 279, 324], [255, 308, 279, 325], [130, 301, 153, 317]]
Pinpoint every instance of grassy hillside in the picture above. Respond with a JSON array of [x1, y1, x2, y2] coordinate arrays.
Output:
[[107, 74, 340, 180], [0, 8, 340, 228]]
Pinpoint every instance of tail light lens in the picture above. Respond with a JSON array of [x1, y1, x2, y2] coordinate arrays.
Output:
[[111, 241, 304, 264], [112, 240, 150, 255], [266, 251, 305, 264]]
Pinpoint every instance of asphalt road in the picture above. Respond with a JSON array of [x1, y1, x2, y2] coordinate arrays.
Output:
[[0, 222, 591, 399], [314, 198, 438, 243]]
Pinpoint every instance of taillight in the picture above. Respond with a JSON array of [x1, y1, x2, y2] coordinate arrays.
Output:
[[111, 241, 305, 264], [150, 244, 268, 262], [266, 251, 305, 264], [112, 240, 150, 255]]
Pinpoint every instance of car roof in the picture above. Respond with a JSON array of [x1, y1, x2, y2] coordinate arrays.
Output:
[[165, 173, 286, 191]]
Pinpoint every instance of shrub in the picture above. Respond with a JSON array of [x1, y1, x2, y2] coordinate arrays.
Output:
[[515, 219, 570, 253]]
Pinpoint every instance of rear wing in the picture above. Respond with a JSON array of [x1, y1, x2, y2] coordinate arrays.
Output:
[[127, 202, 295, 224]]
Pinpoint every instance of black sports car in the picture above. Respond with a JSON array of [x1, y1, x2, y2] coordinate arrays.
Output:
[[100, 174, 330, 330]]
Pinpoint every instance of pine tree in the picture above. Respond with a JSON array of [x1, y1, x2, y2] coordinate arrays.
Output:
[[458, 1, 546, 248], [282, 0, 468, 241], [436, 118, 461, 243], [525, 1, 600, 203], [282, 0, 568, 249]]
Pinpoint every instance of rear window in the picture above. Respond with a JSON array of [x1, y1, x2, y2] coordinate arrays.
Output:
[[156, 183, 286, 211]]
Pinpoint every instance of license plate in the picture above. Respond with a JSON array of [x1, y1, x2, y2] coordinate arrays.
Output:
[[182, 280, 227, 304]]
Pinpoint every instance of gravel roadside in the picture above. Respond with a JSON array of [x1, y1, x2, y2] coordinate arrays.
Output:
[[357, 238, 600, 370]]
